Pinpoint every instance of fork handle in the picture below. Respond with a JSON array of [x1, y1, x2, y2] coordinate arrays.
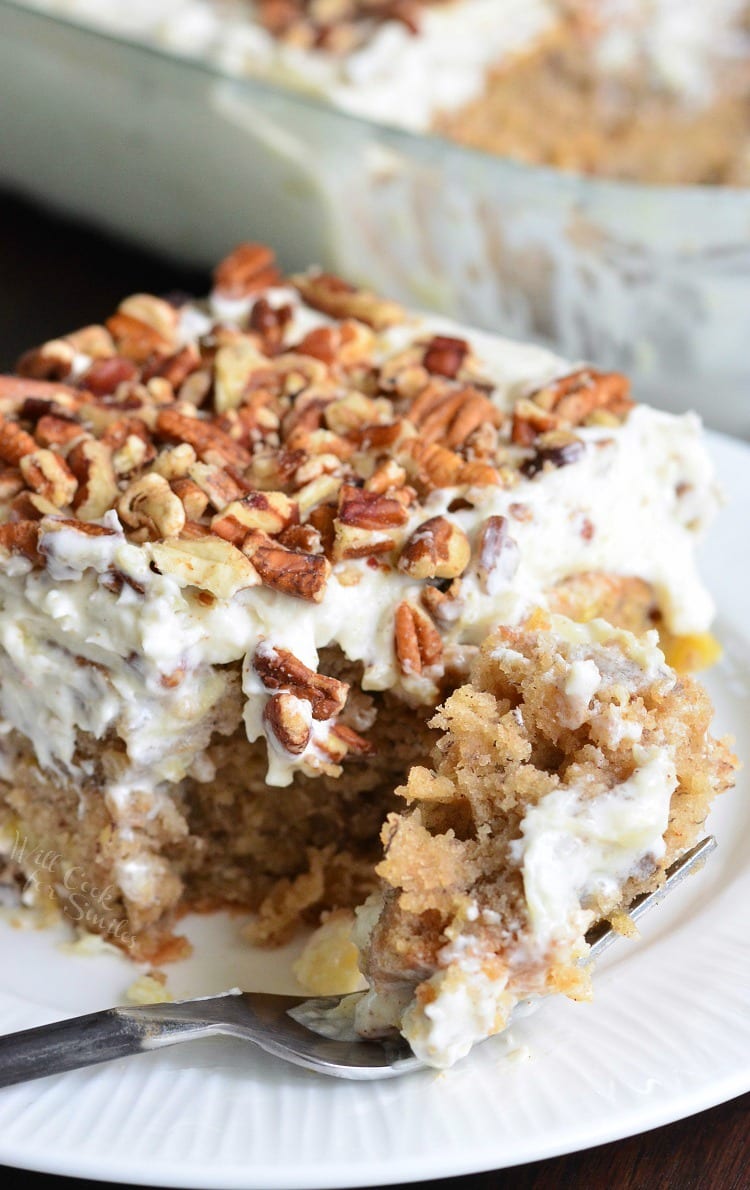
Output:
[[0, 1000, 232, 1089]]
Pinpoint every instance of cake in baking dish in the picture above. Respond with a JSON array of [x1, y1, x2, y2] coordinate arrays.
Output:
[[20, 0, 750, 183], [0, 243, 735, 1062]]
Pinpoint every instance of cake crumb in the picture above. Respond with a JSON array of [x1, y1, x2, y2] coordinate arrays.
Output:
[[124, 970, 173, 1005]]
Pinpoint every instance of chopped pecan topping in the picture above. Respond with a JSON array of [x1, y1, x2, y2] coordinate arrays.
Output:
[[520, 431, 585, 479], [118, 473, 186, 540], [337, 484, 408, 530], [213, 243, 281, 298], [404, 440, 500, 491], [394, 601, 443, 676], [248, 297, 293, 354], [0, 416, 37, 466], [156, 408, 252, 470], [406, 381, 499, 449], [513, 369, 632, 443], [292, 271, 404, 330], [211, 491, 298, 543], [19, 449, 77, 508], [398, 515, 470, 580], [149, 536, 259, 598], [328, 722, 374, 756], [0, 520, 41, 562], [477, 515, 520, 592], [171, 477, 210, 520], [67, 439, 118, 520], [188, 461, 246, 510], [0, 467, 24, 503], [16, 338, 76, 382], [35, 415, 86, 449], [263, 692, 312, 755], [244, 531, 331, 602], [10, 491, 59, 521], [422, 335, 469, 379], [253, 644, 348, 720], [105, 312, 173, 364]]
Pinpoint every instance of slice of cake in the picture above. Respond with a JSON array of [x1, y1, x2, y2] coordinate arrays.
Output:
[[0, 243, 724, 967], [350, 613, 736, 1066]]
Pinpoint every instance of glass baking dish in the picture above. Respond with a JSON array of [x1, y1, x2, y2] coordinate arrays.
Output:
[[1, 0, 748, 436]]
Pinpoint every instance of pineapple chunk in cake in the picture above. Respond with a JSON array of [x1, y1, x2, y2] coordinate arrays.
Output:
[[353, 612, 737, 1067]]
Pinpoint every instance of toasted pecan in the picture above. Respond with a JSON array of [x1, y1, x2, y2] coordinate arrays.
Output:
[[253, 645, 348, 720], [394, 601, 443, 677]]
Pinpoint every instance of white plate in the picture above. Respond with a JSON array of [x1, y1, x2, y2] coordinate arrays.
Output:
[[0, 430, 748, 1189]]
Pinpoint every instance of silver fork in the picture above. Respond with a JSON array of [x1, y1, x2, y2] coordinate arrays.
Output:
[[0, 837, 716, 1086]]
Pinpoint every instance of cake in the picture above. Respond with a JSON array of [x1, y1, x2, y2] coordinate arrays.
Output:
[[350, 613, 735, 1065], [0, 243, 735, 1064], [20, 0, 750, 184]]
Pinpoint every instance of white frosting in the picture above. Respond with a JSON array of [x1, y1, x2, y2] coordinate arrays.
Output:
[[513, 743, 676, 947]]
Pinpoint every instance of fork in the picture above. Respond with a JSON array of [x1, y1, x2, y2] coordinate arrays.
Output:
[[0, 836, 716, 1086]]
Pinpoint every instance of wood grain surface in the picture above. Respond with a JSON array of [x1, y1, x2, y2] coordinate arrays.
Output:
[[0, 187, 747, 1190]]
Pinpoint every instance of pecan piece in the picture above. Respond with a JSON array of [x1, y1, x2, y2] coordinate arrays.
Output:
[[0, 467, 24, 503], [514, 369, 633, 442], [253, 644, 348, 721], [404, 440, 500, 491], [156, 408, 251, 470], [214, 339, 269, 414], [422, 335, 468, 379], [9, 491, 59, 521], [292, 271, 404, 330], [0, 415, 37, 466], [35, 415, 86, 449], [171, 477, 210, 520], [68, 439, 118, 520], [188, 461, 246, 511], [118, 473, 186, 539], [211, 491, 298, 544], [407, 381, 499, 449], [213, 243, 280, 298], [520, 431, 585, 479], [338, 484, 408, 530], [248, 297, 293, 353], [263, 692, 312, 755], [19, 449, 77, 508], [328, 722, 374, 756], [105, 312, 172, 364], [477, 515, 520, 593], [394, 602, 443, 676], [16, 338, 76, 381], [83, 356, 139, 397], [242, 531, 330, 602], [149, 536, 259, 598], [398, 515, 470, 580], [0, 520, 41, 562]]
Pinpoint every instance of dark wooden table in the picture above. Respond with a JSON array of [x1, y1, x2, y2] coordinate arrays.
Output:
[[0, 188, 748, 1190]]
